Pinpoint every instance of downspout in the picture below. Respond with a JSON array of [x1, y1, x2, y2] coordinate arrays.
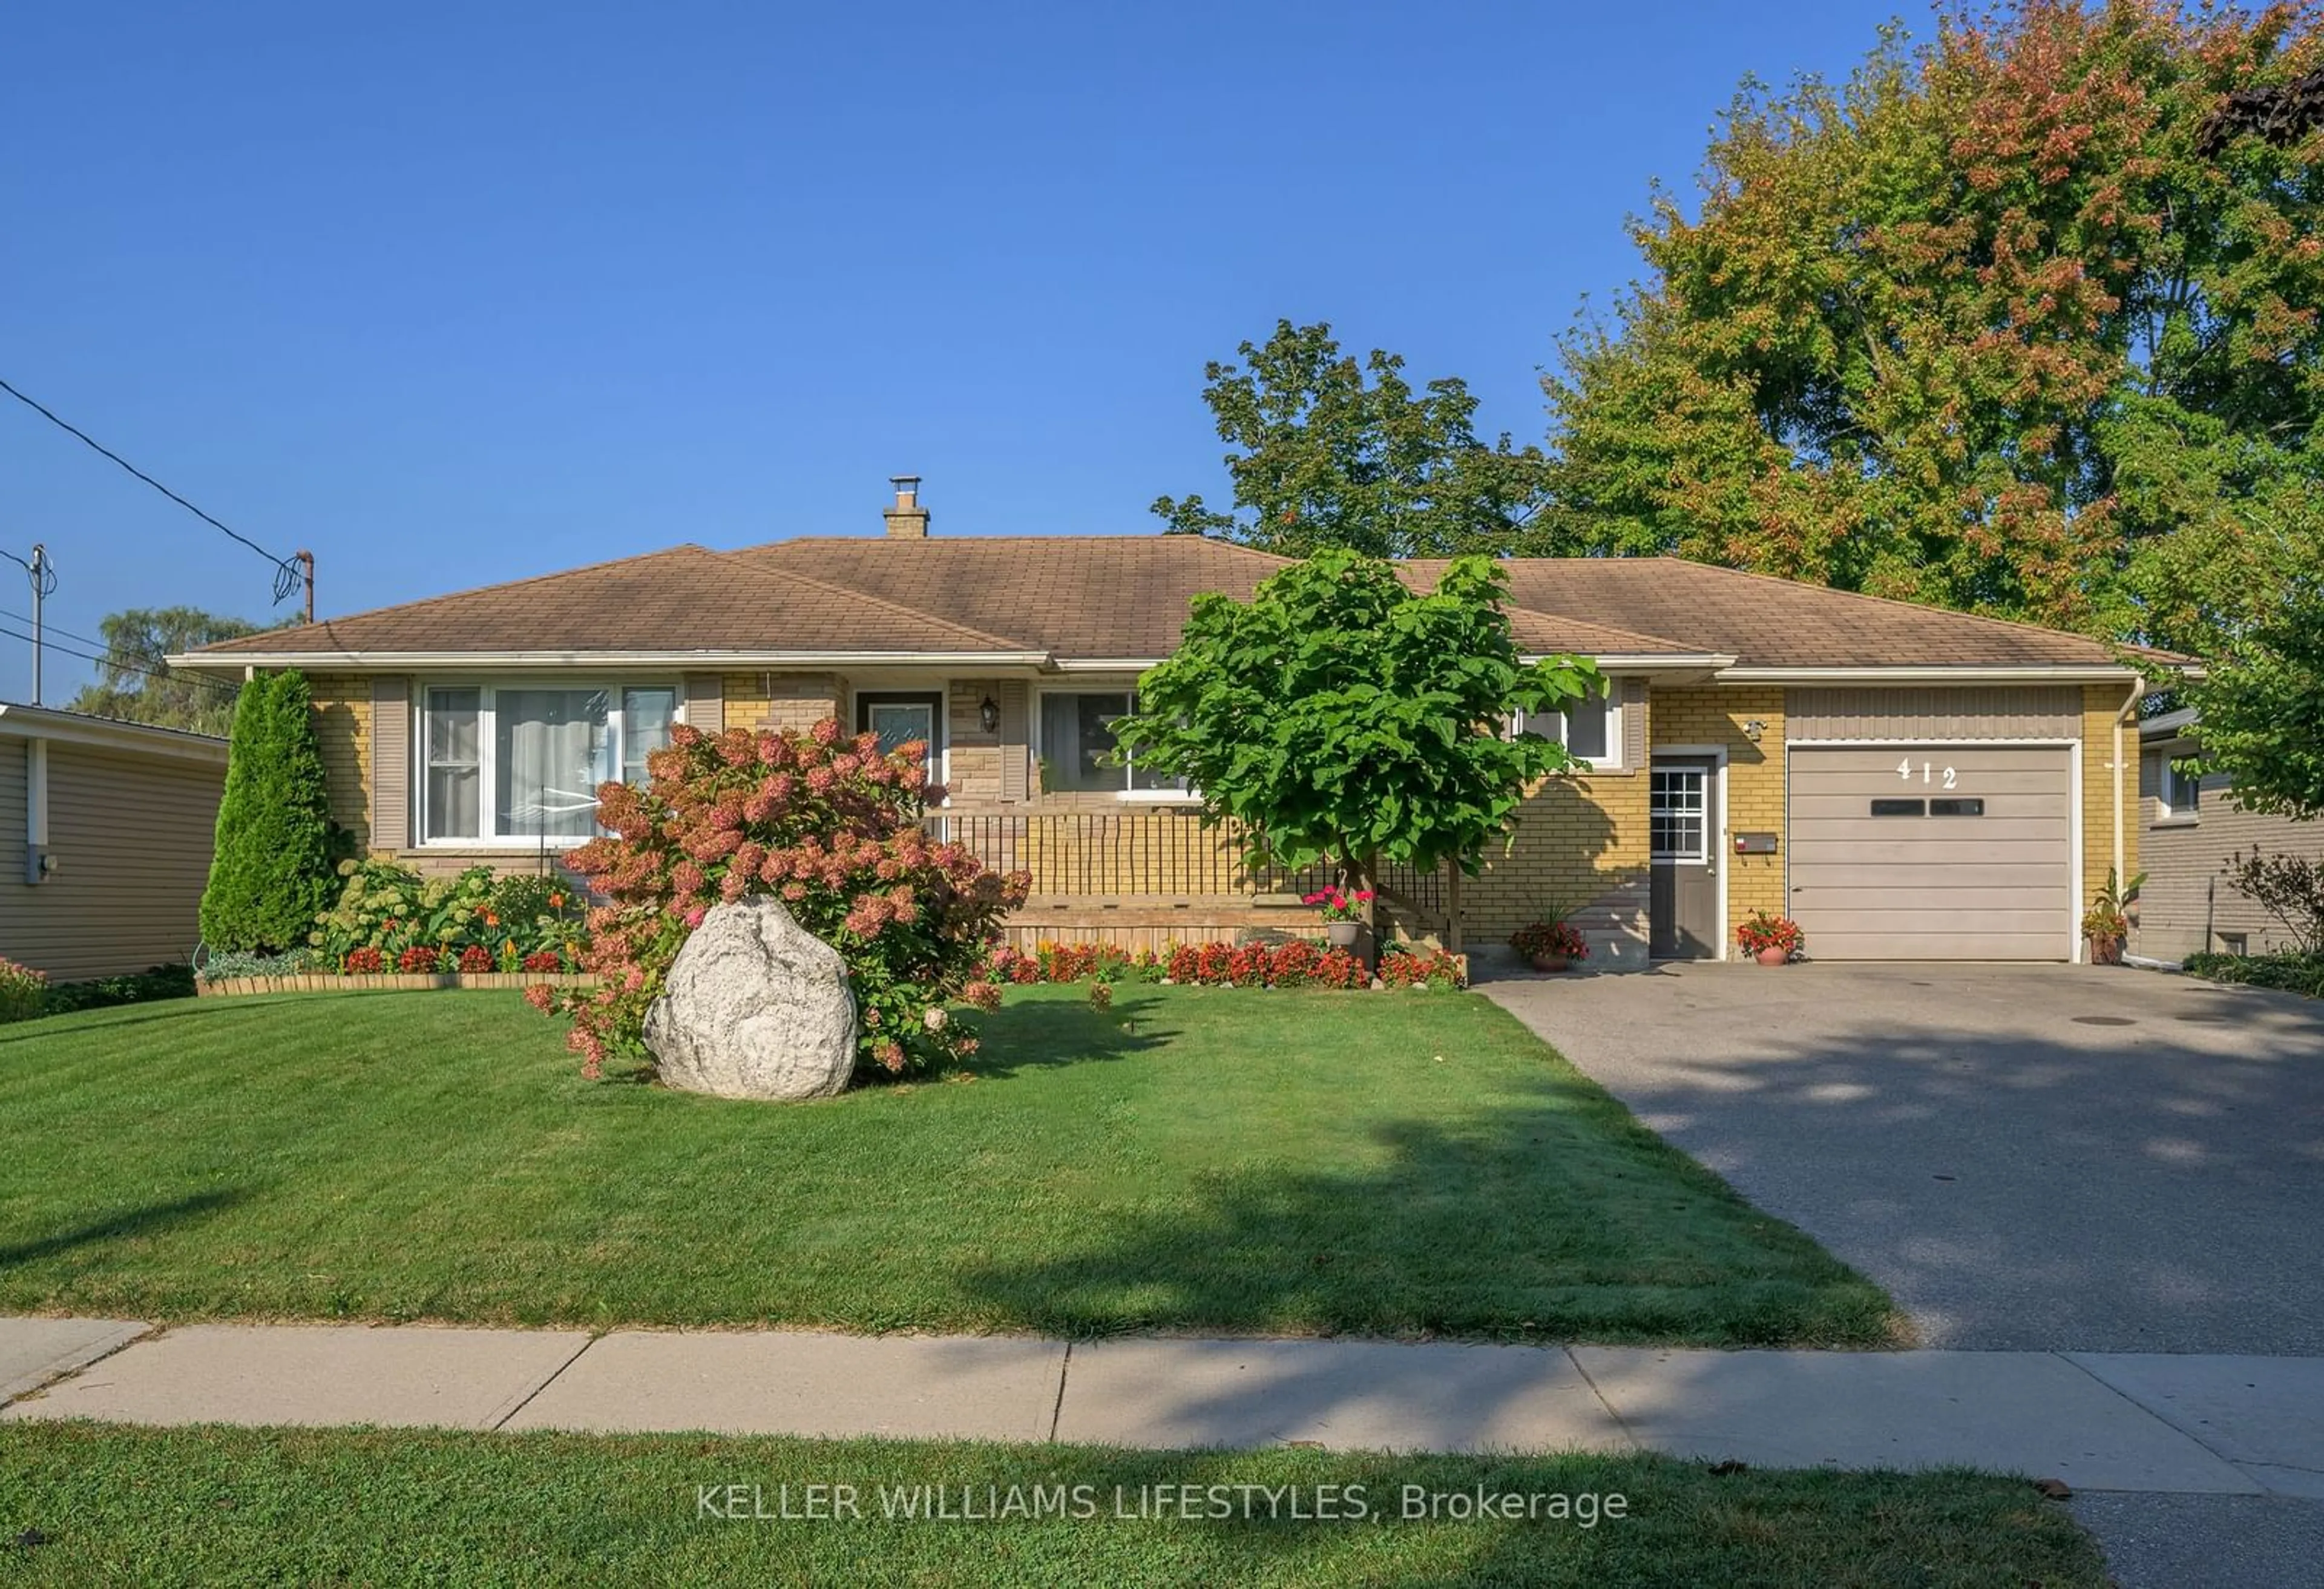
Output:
[[2113, 675, 2144, 901]]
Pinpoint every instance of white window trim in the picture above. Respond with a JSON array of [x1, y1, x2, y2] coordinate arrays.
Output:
[[416, 680, 677, 848], [2155, 752, 2202, 825], [1031, 686, 1198, 802], [1510, 683, 1626, 773]]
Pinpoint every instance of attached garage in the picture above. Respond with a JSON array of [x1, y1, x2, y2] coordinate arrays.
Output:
[[1785, 742, 2077, 961]]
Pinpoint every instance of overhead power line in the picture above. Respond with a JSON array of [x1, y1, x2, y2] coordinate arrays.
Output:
[[0, 620, 240, 698], [0, 375, 315, 616]]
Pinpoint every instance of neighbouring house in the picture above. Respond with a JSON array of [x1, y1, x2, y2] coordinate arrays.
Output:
[[2132, 706, 2320, 962], [171, 478, 2165, 966], [0, 702, 229, 980]]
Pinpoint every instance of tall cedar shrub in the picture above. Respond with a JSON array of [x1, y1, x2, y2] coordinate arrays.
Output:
[[199, 668, 337, 952], [533, 719, 1031, 1081]]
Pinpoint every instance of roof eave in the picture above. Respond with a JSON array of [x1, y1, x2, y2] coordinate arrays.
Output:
[[0, 702, 230, 761], [1715, 664, 2143, 684], [1535, 652, 1735, 671], [166, 649, 1056, 673]]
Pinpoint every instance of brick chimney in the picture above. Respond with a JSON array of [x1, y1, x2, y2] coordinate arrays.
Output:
[[883, 475, 930, 538]]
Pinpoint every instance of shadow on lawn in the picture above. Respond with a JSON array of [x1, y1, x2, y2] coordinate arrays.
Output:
[[0, 997, 346, 1044], [0, 1190, 249, 1270], [957, 1067, 1889, 1351], [955, 992, 1174, 1080]]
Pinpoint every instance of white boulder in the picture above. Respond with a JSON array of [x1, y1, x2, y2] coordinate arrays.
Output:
[[643, 898, 857, 1100]]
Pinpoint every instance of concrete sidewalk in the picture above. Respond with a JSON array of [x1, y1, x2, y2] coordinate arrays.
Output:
[[5, 1316, 2320, 1499]]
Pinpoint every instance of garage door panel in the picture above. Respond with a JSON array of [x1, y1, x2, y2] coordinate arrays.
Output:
[[1792, 868, 2069, 897], [1817, 932, 2064, 961], [1786, 839, 2066, 867], [1787, 743, 2072, 962], [1790, 816, 2067, 846], [1787, 771, 2070, 804], [1791, 907, 2069, 937]]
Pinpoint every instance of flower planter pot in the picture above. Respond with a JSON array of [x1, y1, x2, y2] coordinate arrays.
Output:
[[2087, 935, 2124, 966], [1754, 946, 1791, 966], [1326, 921, 1361, 949], [1528, 953, 1571, 973]]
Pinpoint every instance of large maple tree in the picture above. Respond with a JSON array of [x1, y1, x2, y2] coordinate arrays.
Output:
[[1543, 0, 2324, 651]]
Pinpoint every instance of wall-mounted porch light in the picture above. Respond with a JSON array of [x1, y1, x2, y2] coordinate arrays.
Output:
[[980, 695, 1001, 733], [1742, 719, 1766, 742]]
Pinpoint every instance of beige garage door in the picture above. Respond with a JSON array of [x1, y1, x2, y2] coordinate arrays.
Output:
[[1787, 745, 2073, 960]]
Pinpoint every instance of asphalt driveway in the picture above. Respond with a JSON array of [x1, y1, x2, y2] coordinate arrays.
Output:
[[1479, 962, 2324, 1354]]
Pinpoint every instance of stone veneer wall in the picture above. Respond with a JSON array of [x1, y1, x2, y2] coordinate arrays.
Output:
[[723, 672, 849, 734], [945, 679, 1003, 805]]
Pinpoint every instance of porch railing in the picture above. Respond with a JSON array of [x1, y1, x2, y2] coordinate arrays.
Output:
[[920, 808, 1446, 918]]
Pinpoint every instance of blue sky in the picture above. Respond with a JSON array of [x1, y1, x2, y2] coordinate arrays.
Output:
[[1, 0, 1905, 702]]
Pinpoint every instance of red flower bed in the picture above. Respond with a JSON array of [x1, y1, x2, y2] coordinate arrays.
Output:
[[457, 945, 494, 974], [520, 950, 565, 974], [396, 945, 441, 974], [989, 938, 1437, 991], [343, 946, 384, 974]]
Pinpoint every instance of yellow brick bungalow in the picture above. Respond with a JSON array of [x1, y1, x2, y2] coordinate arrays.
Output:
[[173, 480, 2158, 966]]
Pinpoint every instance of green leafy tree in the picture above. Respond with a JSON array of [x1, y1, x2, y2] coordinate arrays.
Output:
[[199, 669, 337, 952], [1543, 1, 2324, 646], [1153, 319, 1556, 557], [1114, 551, 1599, 951], [67, 606, 259, 736], [2187, 573, 2324, 819]]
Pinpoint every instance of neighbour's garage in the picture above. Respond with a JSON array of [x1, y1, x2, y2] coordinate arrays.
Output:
[[1785, 743, 2075, 960]]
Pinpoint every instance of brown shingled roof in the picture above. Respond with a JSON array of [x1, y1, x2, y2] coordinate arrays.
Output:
[[735, 536, 1288, 659], [192, 545, 1037, 658], [740, 537, 1698, 659], [1420, 557, 2133, 669], [184, 536, 2145, 672]]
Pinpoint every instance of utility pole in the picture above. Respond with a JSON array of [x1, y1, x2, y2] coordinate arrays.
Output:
[[30, 544, 44, 704], [4, 543, 54, 705], [295, 549, 314, 624]]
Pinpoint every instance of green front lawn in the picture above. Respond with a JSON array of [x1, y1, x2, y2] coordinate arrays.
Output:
[[0, 987, 1891, 1345], [0, 1426, 2106, 1588]]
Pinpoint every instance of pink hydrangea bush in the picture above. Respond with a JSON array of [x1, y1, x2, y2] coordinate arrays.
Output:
[[531, 719, 1030, 1081]]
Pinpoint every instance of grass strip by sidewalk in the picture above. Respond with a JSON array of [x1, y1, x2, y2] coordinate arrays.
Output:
[[0, 986, 1892, 1345], [0, 1424, 2107, 1588]]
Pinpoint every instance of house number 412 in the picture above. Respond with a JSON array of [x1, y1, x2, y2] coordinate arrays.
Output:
[[1898, 758, 1958, 789]]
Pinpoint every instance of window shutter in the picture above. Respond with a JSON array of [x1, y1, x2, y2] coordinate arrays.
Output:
[[370, 677, 412, 850], [684, 673, 723, 735], [997, 681, 1029, 802], [1623, 677, 1647, 768]]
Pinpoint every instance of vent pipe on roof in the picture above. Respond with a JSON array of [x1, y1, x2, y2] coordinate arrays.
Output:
[[884, 476, 930, 538]]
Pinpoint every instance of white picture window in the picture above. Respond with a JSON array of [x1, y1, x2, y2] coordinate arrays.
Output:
[[1512, 683, 1620, 766], [1037, 690, 1186, 796], [420, 684, 676, 844]]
